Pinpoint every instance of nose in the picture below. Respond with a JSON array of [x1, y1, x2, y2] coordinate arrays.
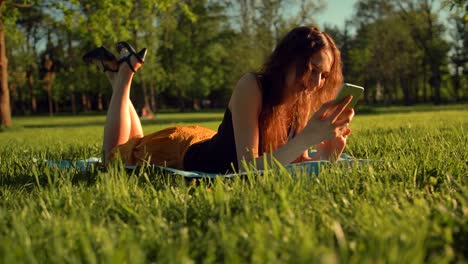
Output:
[[311, 72, 321, 89]]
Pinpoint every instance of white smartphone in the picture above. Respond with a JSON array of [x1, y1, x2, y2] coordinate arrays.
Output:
[[334, 83, 364, 108]]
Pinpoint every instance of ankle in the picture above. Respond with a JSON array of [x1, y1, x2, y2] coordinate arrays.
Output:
[[116, 42, 147, 73]]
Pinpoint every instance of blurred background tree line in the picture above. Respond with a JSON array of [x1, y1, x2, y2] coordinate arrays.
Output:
[[0, 0, 466, 127]]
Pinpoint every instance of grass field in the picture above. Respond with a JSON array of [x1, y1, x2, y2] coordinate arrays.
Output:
[[0, 105, 467, 263]]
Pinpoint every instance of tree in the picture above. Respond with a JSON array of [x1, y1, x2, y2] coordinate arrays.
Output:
[[442, 0, 467, 12], [32, 0, 196, 114], [157, 0, 239, 110], [14, 6, 43, 114], [396, 0, 450, 104], [348, 0, 450, 104], [0, 0, 33, 128], [448, 10, 467, 100]]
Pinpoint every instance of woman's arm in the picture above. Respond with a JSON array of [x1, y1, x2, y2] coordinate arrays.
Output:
[[228, 73, 262, 166], [229, 74, 311, 170], [229, 74, 353, 171]]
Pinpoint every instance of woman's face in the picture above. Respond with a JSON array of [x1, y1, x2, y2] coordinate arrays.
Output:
[[285, 49, 333, 97]]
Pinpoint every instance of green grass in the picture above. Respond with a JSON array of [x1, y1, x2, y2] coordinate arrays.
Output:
[[0, 106, 467, 263]]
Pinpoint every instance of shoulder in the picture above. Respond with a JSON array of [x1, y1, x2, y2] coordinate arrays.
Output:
[[229, 73, 262, 114]]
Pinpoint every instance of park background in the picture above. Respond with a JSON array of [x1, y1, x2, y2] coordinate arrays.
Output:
[[0, 0, 466, 127], [0, 1, 467, 263]]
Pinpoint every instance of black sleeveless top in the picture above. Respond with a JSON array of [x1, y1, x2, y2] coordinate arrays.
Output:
[[183, 74, 273, 174], [183, 108, 244, 173]]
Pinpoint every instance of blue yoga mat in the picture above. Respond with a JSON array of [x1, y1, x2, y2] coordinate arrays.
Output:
[[45, 151, 370, 179]]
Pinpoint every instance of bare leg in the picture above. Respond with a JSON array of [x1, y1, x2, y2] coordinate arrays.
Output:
[[128, 101, 143, 138], [103, 49, 144, 159], [103, 71, 143, 141], [101, 67, 142, 139]]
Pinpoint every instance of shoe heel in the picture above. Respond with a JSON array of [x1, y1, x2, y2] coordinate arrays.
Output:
[[82, 46, 119, 72], [116, 41, 147, 63], [137, 48, 147, 63]]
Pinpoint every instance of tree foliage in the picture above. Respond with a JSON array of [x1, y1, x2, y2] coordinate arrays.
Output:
[[0, 0, 465, 125]]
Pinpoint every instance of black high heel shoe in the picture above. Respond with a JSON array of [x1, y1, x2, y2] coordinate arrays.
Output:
[[116, 41, 147, 72], [82, 46, 120, 72]]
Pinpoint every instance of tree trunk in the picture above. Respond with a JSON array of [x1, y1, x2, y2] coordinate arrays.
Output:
[[452, 66, 460, 101], [422, 64, 428, 102], [413, 77, 419, 104], [47, 88, 53, 116], [43, 75, 54, 116], [149, 80, 156, 112], [178, 89, 185, 112], [9, 83, 16, 115], [82, 94, 87, 112], [98, 92, 103, 111], [141, 79, 152, 112], [401, 77, 411, 105], [363, 81, 370, 104], [87, 94, 92, 111], [430, 64, 442, 105], [54, 98, 59, 114], [391, 80, 398, 104], [27, 67, 36, 113], [0, 18, 11, 127], [71, 92, 76, 114]]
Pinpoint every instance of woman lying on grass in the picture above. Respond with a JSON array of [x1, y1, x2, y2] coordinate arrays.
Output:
[[83, 26, 354, 173]]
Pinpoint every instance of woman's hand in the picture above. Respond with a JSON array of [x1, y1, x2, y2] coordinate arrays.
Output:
[[302, 96, 354, 146], [316, 126, 352, 162], [292, 150, 320, 163]]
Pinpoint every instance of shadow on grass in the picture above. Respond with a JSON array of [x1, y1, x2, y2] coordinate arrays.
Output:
[[0, 166, 217, 192], [0, 171, 99, 191], [21, 117, 223, 129], [355, 104, 467, 115], [23, 121, 105, 129], [141, 117, 222, 125]]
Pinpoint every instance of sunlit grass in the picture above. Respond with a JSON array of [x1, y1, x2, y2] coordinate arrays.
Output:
[[0, 105, 467, 263]]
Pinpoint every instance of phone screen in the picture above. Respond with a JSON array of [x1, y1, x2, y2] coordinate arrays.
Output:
[[334, 83, 364, 108]]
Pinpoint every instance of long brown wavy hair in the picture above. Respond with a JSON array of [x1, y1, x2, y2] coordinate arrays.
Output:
[[257, 26, 343, 154]]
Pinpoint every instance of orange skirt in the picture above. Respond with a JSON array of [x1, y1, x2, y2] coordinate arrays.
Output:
[[109, 125, 216, 169]]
